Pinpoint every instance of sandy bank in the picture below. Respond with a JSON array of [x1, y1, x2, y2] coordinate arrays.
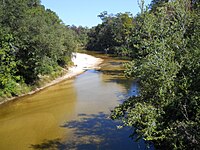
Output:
[[0, 53, 103, 105]]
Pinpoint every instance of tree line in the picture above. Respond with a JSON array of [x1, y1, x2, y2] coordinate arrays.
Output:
[[0, 0, 80, 99], [84, 0, 200, 149]]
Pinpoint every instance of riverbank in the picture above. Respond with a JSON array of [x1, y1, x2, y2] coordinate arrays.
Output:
[[0, 53, 103, 105]]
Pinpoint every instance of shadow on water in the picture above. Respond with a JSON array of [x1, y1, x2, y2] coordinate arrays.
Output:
[[100, 68, 131, 86], [101, 69, 124, 76], [100, 68, 139, 100], [31, 112, 154, 150], [80, 69, 136, 99], [30, 139, 66, 149], [31, 58, 151, 150], [107, 61, 124, 66]]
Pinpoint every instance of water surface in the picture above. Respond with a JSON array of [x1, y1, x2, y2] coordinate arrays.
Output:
[[0, 54, 152, 150]]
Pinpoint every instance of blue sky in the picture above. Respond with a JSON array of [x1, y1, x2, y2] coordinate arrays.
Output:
[[41, 0, 152, 27]]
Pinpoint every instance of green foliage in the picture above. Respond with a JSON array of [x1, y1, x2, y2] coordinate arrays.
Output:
[[111, 0, 200, 149], [0, 0, 78, 98], [70, 25, 90, 48], [149, 0, 169, 11], [87, 12, 134, 56], [0, 31, 21, 97]]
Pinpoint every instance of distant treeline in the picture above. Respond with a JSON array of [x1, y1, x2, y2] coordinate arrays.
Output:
[[86, 0, 200, 149], [0, 0, 83, 98]]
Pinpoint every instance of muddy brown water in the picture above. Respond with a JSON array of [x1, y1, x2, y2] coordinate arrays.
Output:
[[0, 54, 153, 150]]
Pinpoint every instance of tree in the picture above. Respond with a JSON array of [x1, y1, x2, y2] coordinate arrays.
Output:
[[87, 12, 134, 56], [111, 0, 200, 149], [149, 0, 169, 11], [0, 0, 77, 97], [0, 31, 21, 97], [70, 25, 90, 48]]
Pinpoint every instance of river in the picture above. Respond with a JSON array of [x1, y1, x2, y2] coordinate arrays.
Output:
[[0, 53, 153, 150]]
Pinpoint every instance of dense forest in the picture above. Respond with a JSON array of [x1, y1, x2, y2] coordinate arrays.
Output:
[[91, 0, 199, 149], [85, 0, 200, 149], [0, 0, 80, 99], [0, 0, 199, 149]]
